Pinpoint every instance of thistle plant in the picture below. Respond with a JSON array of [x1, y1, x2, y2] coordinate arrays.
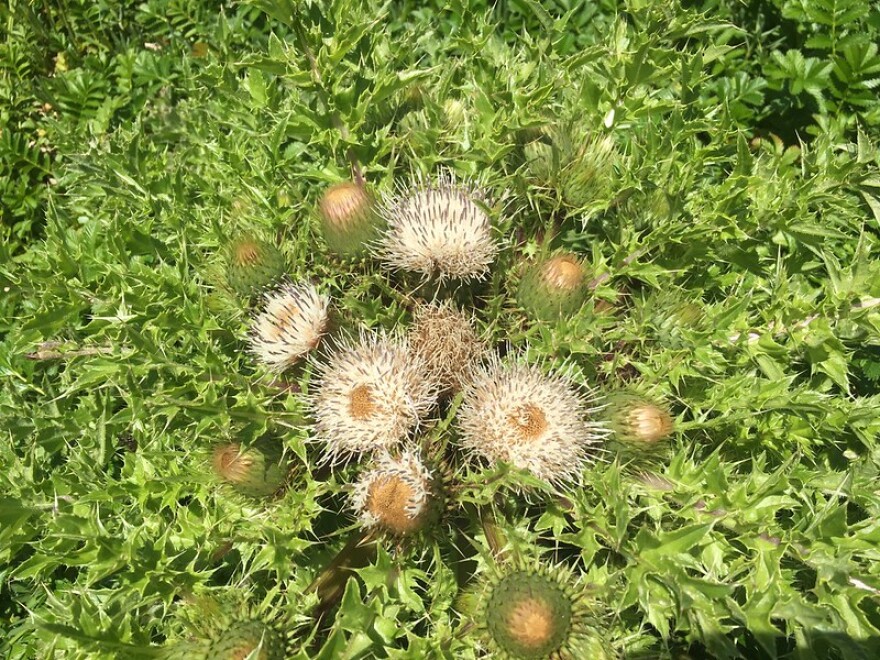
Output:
[[4, 2, 879, 659], [211, 440, 290, 498], [466, 560, 611, 660], [606, 393, 674, 448]]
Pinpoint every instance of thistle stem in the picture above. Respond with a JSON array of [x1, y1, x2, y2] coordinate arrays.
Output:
[[291, 20, 365, 185], [306, 529, 376, 614]]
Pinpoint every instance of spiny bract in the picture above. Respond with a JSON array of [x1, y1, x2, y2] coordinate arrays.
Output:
[[248, 282, 331, 372], [456, 357, 608, 484], [374, 172, 499, 281], [308, 332, 438, 463]]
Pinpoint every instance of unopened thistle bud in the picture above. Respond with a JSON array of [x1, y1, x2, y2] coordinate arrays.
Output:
[[308, 333, 438, 464], [559, 133, 620, 211], [607, 394, 674, 447], [225, 236, 287, 298], [351, 450, 437, 536], [248, 282, 331, 372], [375, 173, 499, 281], [318, 181, 377, 258], [207, 620, 286, 660], [409, 301, 485, 394], [471, 562, 609, 659], [212, 441, 289, 498], [456, 357, 608, 485], [518, 253, 589, 321]]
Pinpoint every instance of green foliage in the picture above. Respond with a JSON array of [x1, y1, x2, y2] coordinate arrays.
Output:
[[1, 0, 879, 659]]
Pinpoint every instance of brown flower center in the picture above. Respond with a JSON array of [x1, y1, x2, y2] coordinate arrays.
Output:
[[505, 596, 555, 650], [509, 403, 548, 440], [366, 475, 422, 534], [267, 301, 298, 341], [348, 384, 377, 420], [543, 255, 584, 291], [234, 241, 261, 266]]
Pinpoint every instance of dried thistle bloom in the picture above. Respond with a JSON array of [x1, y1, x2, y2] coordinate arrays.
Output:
[[409, 301, 485, 393], [317, 181, 377, 258], [607, 394, 674, 446], [375, 173, 499, 281], [470, 562, 611, 660], [211, 441, 289, 498], [518, 252, 589, 321], [225, 236, 287, 298], [351, 450, 436, 536], [456, 357, 608, 484], [248, 282, 330, 372], [308, 332, 437, 463]]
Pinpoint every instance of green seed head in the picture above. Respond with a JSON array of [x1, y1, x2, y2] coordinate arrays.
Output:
[[212, 441, 289, 498], [518, 253, 589, 321], [225, 237, 287, 298], [486, 572, 574, 659], [207, 620, 285, 660], [318, 182, 377, 258]]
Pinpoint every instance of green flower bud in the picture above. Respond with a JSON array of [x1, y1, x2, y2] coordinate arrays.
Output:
[[225, 237, 287, 298]]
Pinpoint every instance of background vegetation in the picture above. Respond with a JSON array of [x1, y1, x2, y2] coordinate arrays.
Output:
[[2, 0, 879, 657]]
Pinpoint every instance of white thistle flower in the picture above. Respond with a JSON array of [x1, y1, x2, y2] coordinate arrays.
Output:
[[308, 332, 438, 463], [248, 282, 330, 372], [375, 173, 499, 280], [351, 450, 434, 535], [456, 357, 608, 484]]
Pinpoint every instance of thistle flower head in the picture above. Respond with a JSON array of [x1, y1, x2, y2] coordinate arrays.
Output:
[[318, 181, 377, 257], [211, 441, 289, 498], [308, 332, 438, 463], [409, 301, 485, 393], [351, 450, 436, 536], [518, 252, 589, 321], [456, 357, 608, 485], [470, 561, 610, 660], [207, 620, 286, 660], [160, 591, 302, 660], [375, 173, 499, 281], [607, 394, 674, 447], [224, 236, 287, 298], [248, 282, 330, 372]]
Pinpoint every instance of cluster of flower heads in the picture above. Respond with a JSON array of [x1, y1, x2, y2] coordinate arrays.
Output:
[[225, 172, 674, 519], [212, 171, 676, 658]]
